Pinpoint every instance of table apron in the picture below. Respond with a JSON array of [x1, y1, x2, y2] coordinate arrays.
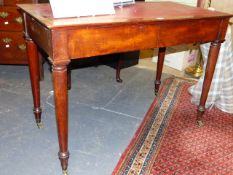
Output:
[[66, 18, 227, 59], [27, 16, 52, 56], [158, 18, 228, 47], [26, 17, 229, 62]]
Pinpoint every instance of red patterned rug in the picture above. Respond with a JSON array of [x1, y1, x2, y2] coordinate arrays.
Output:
[[113, 77, 233, 175]]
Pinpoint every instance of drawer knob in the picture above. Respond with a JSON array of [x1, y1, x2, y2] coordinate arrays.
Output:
[[0, 12, 9, 18], [2, 38, 12, 43], [15, 17, 23, 24], [18, 44, 26, 51]]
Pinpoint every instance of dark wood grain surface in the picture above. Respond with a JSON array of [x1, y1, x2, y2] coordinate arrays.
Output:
[[0, 0, 41, 64]]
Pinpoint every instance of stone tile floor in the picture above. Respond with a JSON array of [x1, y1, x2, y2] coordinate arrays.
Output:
[[0, 61, 172, 175]]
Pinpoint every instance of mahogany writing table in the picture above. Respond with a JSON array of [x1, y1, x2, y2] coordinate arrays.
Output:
[[17, 2, 232, 174]]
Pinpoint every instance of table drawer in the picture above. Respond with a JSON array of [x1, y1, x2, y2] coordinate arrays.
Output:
[[3, 0, 32, 6], [0, 6, 23, 31], [68, 24, 159, 58], [0, 31, 27, 64]]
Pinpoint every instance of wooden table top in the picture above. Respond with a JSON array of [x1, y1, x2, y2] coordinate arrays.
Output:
[[18, 2, 232, 28]]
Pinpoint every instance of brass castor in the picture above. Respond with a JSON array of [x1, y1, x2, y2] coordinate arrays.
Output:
[[63, 170, 68, 175], [197, 120, 204, 127], [36, 122, 44, 129]]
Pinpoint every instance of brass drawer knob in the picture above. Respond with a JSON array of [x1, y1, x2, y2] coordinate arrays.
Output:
[[18, 44, 26, 51], [2, 38, 12, 43], [2, 38, 12, 48], [0, 12, 9, 18], [15, 16, 23, 24]]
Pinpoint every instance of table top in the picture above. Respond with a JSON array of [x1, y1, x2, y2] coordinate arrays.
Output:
[[18, 2, 232, 29]]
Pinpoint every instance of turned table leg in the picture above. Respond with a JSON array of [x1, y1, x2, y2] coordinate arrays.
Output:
[[116, 55, 123, 83], [155, 47, 166, 95], [52, 65, 70, 174], [67, 66, 71, 90], [38, 52, 45, 81], [197, 41, 222, 127], [26, 39, 43, 128]]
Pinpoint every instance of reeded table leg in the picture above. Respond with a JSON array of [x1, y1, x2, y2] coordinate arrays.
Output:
[[26, 39, 42, 128], [155, 47, 166, 95], [197, 41, 222, 127], [52, 65, 70, 174]]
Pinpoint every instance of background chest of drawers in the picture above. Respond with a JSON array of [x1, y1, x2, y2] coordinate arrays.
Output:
[[0, 0, 40, 64], [0, 0, 139, 67]]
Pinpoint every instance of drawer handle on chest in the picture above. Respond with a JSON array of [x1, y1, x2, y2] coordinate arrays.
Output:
[[0, 12, 9, 18], [18, 44, 26, 51], [2, 38, 12, 48], [15, 17, 23, 24], [2, 38, 12, 43]]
